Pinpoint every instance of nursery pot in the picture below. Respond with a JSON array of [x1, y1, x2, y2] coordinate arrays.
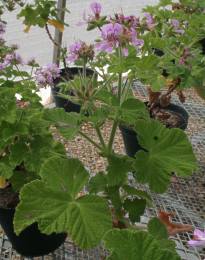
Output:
[[52, 67, 94, 113], [200, 38, 205, 55], [0, 207, 67, 257], [120, 103, 189, 157]]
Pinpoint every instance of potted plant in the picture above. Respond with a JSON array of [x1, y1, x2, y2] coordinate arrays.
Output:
[[11, 3, 197, 259], [0, 24, 67, 257], [115, 1, 205, 156], [51, 43, 96, 113], [18, 1, 98, 113]]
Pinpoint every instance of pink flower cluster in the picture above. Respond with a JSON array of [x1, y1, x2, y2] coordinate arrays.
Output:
[[171, 19, 185, 34], [67, 41, 94, 63], [35, 64, 60, 88], [113, 13, 140, 29], [96, 22, 144, 55], [0, 52, 23, 71], [67, 42, 83, 62], [144, 13, 155, 30], [79, 2, 102, 26]]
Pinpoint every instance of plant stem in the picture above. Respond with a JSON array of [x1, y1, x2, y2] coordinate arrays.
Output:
[[79, 131, 102, 151], [95, 126, 106, 148], [118, 47, 123, 103], [45, 24, 59, 47], [108, 120, 118, 152], [118, 72, 122, 102], [14, 64, 26, 82]]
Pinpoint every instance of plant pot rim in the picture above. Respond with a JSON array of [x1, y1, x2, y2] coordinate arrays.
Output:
[[120, 102, 189, 133]]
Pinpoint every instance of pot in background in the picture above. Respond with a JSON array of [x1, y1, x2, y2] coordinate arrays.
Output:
[[0, 207, 67, 257], [52, 67, 94, 113], [120, 103, 189, 157]]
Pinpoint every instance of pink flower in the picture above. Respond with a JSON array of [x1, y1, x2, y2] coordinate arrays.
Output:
[[144, 12, 155, 30], [130, 28, 144, 47], [90, 2, 102, 16], [96, 23, 123, 53], [96, 22, 143, 55], [0, 52, 24, 70], [113, 13, 140, 28], [171, 19, 180, 29], [67, 42, 83, 62], [67, 41, 94, 62], [171, 19, 185, 35], [35, 64, 60, 87], [77, 2, 102, 26], [188, 229, 205, 247], [0, 63, 7, 71]]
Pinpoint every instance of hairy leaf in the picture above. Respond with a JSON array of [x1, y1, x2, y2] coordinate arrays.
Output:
[[133, 120, 197, 193], [119, 99, 149, 125], [88, 172, 107, 193], [104, 229, 180, 260], [148, 217, 168, 240], [123, 198, 146, 223], [44, 108, 80, 139], [14, 157, 112, 249], [107, 155, 132, 186]]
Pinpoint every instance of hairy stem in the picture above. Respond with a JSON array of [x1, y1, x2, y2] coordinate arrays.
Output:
[[95, 126, 106, 148], [79, 131, 102, 151], [108, 120, 118, 152]]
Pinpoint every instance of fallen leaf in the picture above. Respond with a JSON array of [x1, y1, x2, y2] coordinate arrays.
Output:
[[158, 211, 193, 236], [24, 25, 31, 33], [47, 19, 64, 32]]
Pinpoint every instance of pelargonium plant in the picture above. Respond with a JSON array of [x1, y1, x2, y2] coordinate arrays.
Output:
[[0, 23, 66, 192], [139, 0, 205, 106], [11, 2, 198, 258]]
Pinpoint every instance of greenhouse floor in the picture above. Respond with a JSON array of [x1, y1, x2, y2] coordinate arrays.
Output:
[[0, 83, 205, 260]]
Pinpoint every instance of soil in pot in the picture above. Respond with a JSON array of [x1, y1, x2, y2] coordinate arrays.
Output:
[[52, 67, 94, 113], [120, 103, 189, 157], [0, 187, 67, 257]]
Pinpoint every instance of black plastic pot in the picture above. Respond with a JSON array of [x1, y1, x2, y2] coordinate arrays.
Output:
[[200, 38, 205, 55], [120, 103, 189, 157], [0, 207, 67, 257], [52, 67, 94, 113]]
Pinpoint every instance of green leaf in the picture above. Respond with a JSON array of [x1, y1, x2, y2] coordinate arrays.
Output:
[[133, 120, 197, 193], [0, 163, 13, 179], [24, 135, 58, 173], [119, 99, 149, 125], [10, 170, 38, 192], [148, 217, 168, 240], [107, 155, 133, 186], [88, 172, 107, 193], [104, 229, 180, 260], [122, 185, 152, 206], [14, 157, 112, 249], [151, 76, 167, 91], [44, 108, 80, 139], [9, 140, 28, 165], [39, 156, 89, 197], [123, 198, 146, 223]]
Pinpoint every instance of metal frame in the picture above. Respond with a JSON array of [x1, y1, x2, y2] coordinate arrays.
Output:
[[52, 0, 67, 65]]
